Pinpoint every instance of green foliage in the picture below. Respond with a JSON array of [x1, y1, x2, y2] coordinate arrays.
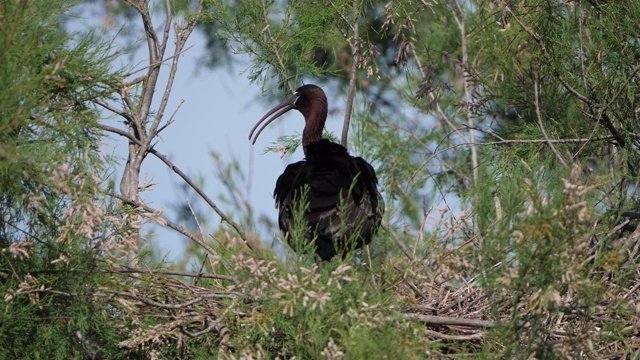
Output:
[[4, 0, 640, 357], [191, 0, 640, 357], [464, 150, 638, 357], [205, 0, 366, 91], [1, 245, 124, 359], [285, 184, 316, 257], [0, 0, 126, 358], [224, 256, 429, 358], [477, 1, 640, 177]]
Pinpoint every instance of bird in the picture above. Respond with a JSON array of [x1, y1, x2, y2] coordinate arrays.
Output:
[[249, 84, 383, 261]]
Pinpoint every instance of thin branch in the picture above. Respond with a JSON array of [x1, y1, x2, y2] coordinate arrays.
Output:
[[121, 90, 138, 121], [157, 99, 185, 135], [181, 318, 223, 338], [404, 313, 495, 328], [182, 318, 234, 350], [415, 197, 430, 256], [411, 46, 470, 144], [161, 0, 173, 55], [425, 329, 484, 341], [137, 2, 163, 122], [121, 44, 196, 79], [122, 74, 148, 87], [150, 149, 253, 251], [506, 6, 593, 106], [94, 99, 132, 122], [382, 223, 414, 261], [328, 1, 356, 33], [341, 0, 360, 147], [453, 0, 478, 186], [104, 290, 204, 309], [104, 268, 238, 283], [260, 0, 294, 92], [599, 63, 640, 116], [108, 192, 220, 257], [10, 288, 107, 298], [98, 123, 253, 251], [145, 6, 202, 148], [534, 79, 568, 168], [473, 132, 623, 144], [577, 1, 588, 92]]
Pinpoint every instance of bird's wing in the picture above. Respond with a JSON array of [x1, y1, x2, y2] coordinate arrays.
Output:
[[276, 157, 380, 258]]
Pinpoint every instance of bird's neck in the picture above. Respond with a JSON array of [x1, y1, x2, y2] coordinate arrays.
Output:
[[302, 101, 327, 156], [303, 120, 324, 146]]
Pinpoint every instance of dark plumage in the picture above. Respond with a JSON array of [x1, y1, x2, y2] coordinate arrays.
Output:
[[249, 84, 382, 260]]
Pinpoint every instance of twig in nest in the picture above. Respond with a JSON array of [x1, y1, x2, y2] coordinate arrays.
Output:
[[425, 329, 484, 341], [404, 313, 494, 328]]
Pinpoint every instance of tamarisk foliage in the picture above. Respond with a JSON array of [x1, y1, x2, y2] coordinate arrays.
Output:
[[2, 0, 640, 358]]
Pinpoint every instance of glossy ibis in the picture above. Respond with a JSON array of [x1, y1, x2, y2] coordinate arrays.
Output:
[[249, 84, 382, 261]]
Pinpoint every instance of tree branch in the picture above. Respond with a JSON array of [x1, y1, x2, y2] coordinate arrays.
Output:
[[534, 79, 568, 168], [404, 313, 495, 328], [506, 6, 593, 106], [341, 0, 360, 147], [98, 123, 253, 252], [453, 0, 478, 186], [425, 329, 484, 341], [104, 267, 238, 284], [108, 192, 221, 257], [144, 2, 203, 152], [260, 0, 294, 92]]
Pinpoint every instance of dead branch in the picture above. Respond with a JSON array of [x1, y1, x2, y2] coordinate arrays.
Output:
[[403, 314, 495, 328], [108, 191, 221, 257], [340, 0, 360, 147], [452, 0, 478, 186], [103, 267, 238, 284], [98, 123, 253, 252], [97, 0, 210, 266], [425, 329, 484, 341], [104, 289, 207, 309]]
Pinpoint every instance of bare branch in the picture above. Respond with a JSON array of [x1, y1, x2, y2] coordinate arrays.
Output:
[[137, 2, 163, 123], [157, 99, 184, 135], [382, 223, 414, 261], [94, 99, 132, 122], [403, 313, 495, 328], [425, 329, 484, 341], [103, 268, 238, 283], [105, 289, 205, 309], [145, 6, 202, 148], [108, 192, 220, 257], [97, 123, 253, 252], [341, 0, 360, 147], [453, 0, 478, 186], [121, 44, 196, 79], [122, 74, 148, 87]]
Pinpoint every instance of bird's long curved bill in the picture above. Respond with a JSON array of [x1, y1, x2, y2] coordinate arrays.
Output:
[[249, 94, 298, 145]]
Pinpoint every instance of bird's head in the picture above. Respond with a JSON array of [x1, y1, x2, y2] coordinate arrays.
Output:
[[249, 84, 328, 145]]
